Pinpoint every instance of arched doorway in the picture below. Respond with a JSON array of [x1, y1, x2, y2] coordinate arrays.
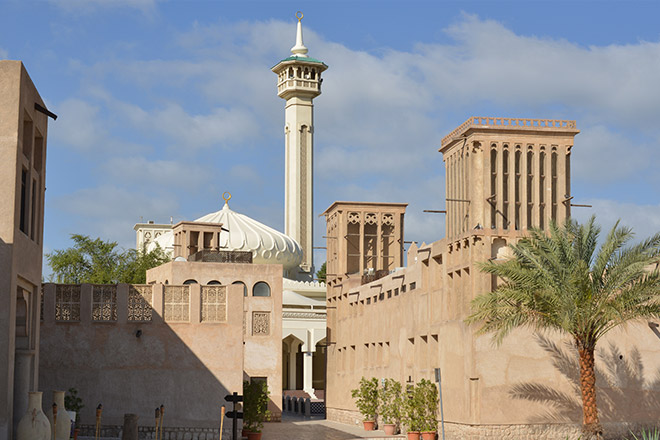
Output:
[[282, 335, 303, 390]]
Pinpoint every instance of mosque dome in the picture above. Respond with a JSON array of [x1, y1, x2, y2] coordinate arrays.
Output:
[[148, 199, 303, 271]]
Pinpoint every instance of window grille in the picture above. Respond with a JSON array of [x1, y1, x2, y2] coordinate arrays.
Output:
[[128, 285, 153, 322], [164, 286, 190, 322], [55, 285, 81, 322], [92, 285, 117, 322], [201, 285, 227, 323]]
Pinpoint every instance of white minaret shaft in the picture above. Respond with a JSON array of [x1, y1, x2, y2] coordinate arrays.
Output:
[[272, 12, 327, 280]]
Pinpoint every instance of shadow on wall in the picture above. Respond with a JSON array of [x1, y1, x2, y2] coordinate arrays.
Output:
[[39, 284, 243, 433], [509, 334, 660, 424]]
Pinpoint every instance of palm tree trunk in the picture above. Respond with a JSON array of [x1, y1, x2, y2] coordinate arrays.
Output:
[[578, 343, 602, 439]]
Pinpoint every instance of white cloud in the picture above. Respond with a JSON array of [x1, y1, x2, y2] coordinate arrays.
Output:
[[572, 199, 660, 243], [0, 48, 8, 59], [49, 0, 159, 15], [101, 156, 214, 190], [572, 125, 656, 183], [48, 99, 106, 151], [51, 185, 178, 247]]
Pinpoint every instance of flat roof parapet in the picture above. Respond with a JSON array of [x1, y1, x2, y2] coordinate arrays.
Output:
[[440, 116, 578, 149]]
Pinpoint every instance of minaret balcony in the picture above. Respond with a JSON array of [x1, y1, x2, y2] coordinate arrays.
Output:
[[277, 77, 321, 98]]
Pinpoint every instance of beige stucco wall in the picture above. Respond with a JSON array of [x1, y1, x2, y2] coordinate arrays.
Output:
[[39, 283, 244, 433], [326, 227, 660, 438], [0, 60, 48, 440], [147, 261, 283, 420]]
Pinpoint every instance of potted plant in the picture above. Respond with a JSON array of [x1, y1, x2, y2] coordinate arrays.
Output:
[[243, 380, 271, 440], [417, 379, 438, 440], [378, 378, 403, 435], [351, 377, 379, 430], [64, 387, 84, 435], [402, 382, 424, 440]]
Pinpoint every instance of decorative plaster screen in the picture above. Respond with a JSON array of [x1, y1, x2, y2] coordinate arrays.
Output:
[[55, 284, 81, 321], [128, 285, 153, 322], [92, 285, 117, 322], [164, 285, 190, 322], [201, 285, 227, 323], [252, 311, 271, 335]]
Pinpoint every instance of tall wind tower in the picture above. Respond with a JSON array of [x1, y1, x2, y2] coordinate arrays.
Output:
[[272, 12, 328, 281]]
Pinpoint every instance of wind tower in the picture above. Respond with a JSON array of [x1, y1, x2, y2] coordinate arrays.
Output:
[[272, 12, 328, 281]]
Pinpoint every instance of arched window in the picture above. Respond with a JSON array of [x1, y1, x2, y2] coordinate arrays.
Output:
[[252, 282, 271, 297], [232, 281, 247, 297], [183, 279, 197, 285], [207, 280, 222, 285]]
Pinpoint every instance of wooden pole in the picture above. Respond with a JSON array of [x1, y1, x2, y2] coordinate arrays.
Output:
[[154, 408, 160, 440], [52, 403, 58, 440], [159, 405, 164, 440], [219, 406, 225, 440], [95, 404, 103, 440]]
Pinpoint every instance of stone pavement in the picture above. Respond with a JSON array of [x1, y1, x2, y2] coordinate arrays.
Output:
[[260, 414, 404, 440]]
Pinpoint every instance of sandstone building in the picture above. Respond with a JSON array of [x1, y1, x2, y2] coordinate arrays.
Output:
[[324, 118, 660, 438], [0, 61, 54, 440]]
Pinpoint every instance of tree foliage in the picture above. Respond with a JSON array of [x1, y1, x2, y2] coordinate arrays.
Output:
[[316, 262, 326, 283], [466, 216, 660, 439], [46, 234, 170, 284]]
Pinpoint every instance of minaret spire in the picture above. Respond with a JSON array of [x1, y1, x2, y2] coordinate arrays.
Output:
[[291, 11, 308, 57], [272, 13, 328, 281]]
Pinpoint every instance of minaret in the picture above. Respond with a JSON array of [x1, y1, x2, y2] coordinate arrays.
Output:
[[272, 12, 328, 281]]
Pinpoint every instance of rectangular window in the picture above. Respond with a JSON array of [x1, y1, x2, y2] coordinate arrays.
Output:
[[55, 285, 81, 322], [20, 169, 28, 234], [22, 113, 33, 159], [33, 134, 43, 172], [92, 285, 118, 322], [128, 285, 153, 322], [410, 282, 416, 291], [30, 178, 37, 241], [164, 285, 190, 322]]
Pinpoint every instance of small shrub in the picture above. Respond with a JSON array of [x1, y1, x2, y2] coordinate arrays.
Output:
[[378, 378, 403, 426], [243, 380, 270, 433], [350, 377, 379, 422]]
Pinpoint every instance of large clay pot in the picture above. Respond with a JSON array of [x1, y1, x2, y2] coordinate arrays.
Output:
[[406, 431, 421, 440], [246, 432, 262, 440], [421, 431, 436, 440], [363, 420, 375, 431], [16, 391, 51, 440], [383, 423, 396, 435], [47, 390, 73, 440]]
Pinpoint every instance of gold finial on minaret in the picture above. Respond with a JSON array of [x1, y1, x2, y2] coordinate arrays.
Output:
[[222, 192, 232, 206], [291, 11, 308, 57]]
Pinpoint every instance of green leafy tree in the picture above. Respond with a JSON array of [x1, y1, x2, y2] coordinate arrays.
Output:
[[316, 262, 326, 283], [46, 234, 170, 284], [466, 217, 660, 439]]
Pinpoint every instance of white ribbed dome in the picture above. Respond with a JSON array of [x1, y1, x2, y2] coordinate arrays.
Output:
[[147, 202, 303, 270], [195, 202, 303, 269]]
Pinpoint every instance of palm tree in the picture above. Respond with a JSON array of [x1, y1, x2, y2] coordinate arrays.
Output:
[[466, 216, 660, 439]]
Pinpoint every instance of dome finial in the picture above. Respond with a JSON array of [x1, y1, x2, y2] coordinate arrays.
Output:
[[291, 11, 308, 57], [222, 191, 232, 207]]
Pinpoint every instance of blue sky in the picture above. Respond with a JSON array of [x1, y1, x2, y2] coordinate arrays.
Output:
[[3, 0, 660, 272]]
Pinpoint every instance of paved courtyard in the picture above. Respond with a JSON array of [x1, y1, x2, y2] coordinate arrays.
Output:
[[260, 415, 403, 440]]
